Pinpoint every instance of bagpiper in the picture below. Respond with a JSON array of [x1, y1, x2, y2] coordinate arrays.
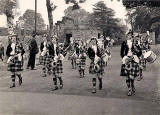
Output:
[[120, 31, 142, 96], [68, 38, 77, 69], [87, 37, 106, 93], [39, 35, 55, 77], [77, 42, 87, 78], [6, 34, 25, 88], [52, 43, 65, 90]]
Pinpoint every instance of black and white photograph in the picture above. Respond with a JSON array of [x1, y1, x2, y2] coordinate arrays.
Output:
[[0, 0, 160, 114]]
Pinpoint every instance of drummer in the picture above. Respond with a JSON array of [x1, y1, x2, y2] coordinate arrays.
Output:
[[120, 31, 142, 96]]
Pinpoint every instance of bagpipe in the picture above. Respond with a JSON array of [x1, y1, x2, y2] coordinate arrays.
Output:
[[7, 53, 22, 64]]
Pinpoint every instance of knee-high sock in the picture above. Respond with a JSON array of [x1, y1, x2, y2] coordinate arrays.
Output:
[[140, 69, 143, 77], [130, 79, 135, 88], [53, 77, 57, 86], [92, 78, 96, 88], [11, 74, 15, 83], [17, 73, 22, 84], [43, 67, 46, 75], [98, 77, 102, 89], [58, 77, 63, 85], [126, 79, 130, 89]]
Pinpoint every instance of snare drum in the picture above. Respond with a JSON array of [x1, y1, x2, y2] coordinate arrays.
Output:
[[144, 51, 157, 63]]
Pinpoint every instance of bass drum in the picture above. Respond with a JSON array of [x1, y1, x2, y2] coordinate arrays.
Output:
[[144, 51, 157, 63]]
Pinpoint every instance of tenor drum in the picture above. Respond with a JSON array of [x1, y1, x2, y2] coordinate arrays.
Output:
[[144, 51, 157, 63]]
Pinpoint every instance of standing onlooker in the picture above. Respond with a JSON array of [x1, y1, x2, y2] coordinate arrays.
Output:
[[27, 34, 39, 70], [0, 41, 4, 61]]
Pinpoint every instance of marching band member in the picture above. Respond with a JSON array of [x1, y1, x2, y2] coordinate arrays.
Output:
[[40, 36, 55, 77], [52, 43, 65, 90], [77, 45, 86, 78], [68, 38, 77, 69], [120, 32, 142, 96], [87, 37, 106, 93], [135, 35, 146, 81], [6, 35, 25, 88]]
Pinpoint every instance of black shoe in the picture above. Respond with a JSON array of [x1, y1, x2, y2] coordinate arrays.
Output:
[[127, 90, 132, 96], [26, 67, 29, 69], [53, 86, 58, 90], [60, 84, 63, 89], [137, 76, 143, 81], [92, 88, 96, 93], [31, 68, 36, 70], [42, 74, 47, 77], [10, 83, 15, 88]]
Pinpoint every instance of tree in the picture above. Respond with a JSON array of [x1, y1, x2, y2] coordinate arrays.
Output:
[[18, 9, 46, 34], [45, 0, 87, 41], [65, 0, 86, 10], [90, 1, 126, 41], [46, 0, 57, 40], [64, 6, 90, 24], [0, 0, 16, 34], [125, 5, 160, 33], [123, 0, 160, 8]]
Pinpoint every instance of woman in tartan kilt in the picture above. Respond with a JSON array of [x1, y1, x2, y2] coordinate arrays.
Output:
[[6, 35, 25, 88], [40, 36, 55, 77], [120, 31, 142, 96], [52, 43, 65, 90], [87, 37, 106, 93]]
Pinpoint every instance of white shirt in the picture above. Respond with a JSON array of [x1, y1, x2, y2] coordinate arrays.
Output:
[[10, 43, 16, 55], [54, 44, 57, 56], [91, 45, 97, 54], [127, 40, 133, 56]]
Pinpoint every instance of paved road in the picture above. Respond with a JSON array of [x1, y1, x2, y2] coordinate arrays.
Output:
[[0, 46, 160, 115]]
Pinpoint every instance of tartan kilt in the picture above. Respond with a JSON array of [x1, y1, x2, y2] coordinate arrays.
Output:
[[39, 56, 45, 65], [89, 60, 95, 74], [125, 61, 140, 77], [52, 60, 63, 75], [89, 60, 105, 75], [97, 60, 105, 75], [78, 58, 86, 70], [8, 57, 23, 72], [139, 58, 146, 69], [44, 55, 54, 70]]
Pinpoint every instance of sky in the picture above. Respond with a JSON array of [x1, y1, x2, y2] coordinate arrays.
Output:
[[0, 0, 128, 27]]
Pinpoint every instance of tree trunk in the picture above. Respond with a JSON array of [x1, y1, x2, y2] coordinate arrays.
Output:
[[46, 0, 53, 41], [5, 9, 14, 36]]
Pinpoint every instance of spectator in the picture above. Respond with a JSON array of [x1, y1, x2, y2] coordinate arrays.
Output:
[[0, 41, 4, 61], [26, 34, 39, 70]]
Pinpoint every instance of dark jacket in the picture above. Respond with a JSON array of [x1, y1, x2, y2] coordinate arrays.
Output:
[[0, 46, 4, 56], [87, 46, 100, 59], [6, 43, 25, 57], [40, 42, 55, 56], [6, 43, 12, 57], [29, 38, 38, 55], [120, 40, 142, 58]]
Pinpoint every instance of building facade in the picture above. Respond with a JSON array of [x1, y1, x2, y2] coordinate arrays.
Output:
[[55, 17, 103, 44]]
